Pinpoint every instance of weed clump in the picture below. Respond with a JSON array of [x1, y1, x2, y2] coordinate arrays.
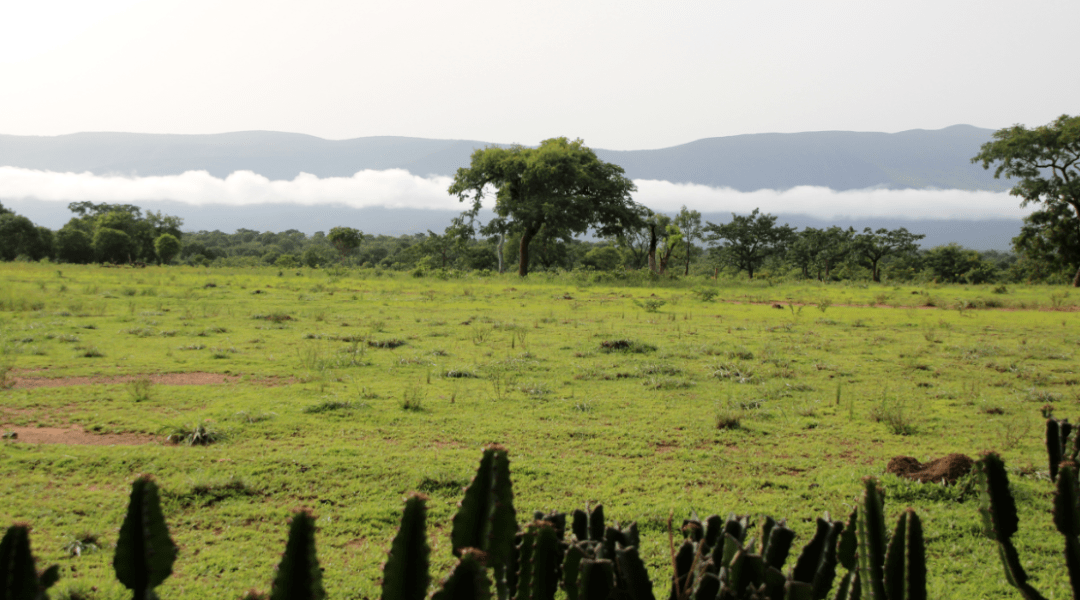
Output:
[[253, 312, 293, 323], [369, 338, 406, 349], [599, 339, 656, 354], [165, 421, 224, 446]]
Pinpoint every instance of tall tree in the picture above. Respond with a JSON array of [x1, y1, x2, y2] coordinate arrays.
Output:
[[1011, 202, 1080, 282], [327, 227, 363, 263], [672, 206, 703, 275], [972, 114, 1080, 286], [788, 226, 852, 280], [703, 209, 795, 279], [850, 227, 924, 283], [449, 137, 645, 277]]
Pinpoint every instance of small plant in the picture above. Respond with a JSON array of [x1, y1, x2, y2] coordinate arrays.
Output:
[[303, 399, 360, 414], [64, 533, 103, 557], [79, 346, 104, 358], [599, 339, 656, 354], [693, 287, 719, 302], [127, 376, 153, 402], [634, 298, 666, 313], [0, 363, 13, 390], [868, 391, 917, 435], [816, 297, 832, 313], [165, 421, 224, 446], [715, 406, 744, 430], [401, 385, 424, 411]]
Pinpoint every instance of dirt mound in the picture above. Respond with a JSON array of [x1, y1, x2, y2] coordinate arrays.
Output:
[[2, 426, 154, 446], [886, 453, 973, 484]]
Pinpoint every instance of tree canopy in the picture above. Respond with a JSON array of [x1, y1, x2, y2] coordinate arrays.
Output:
[[448, 137, 646, 276], [972, 114, 1080, 286], [704, 209, 795, 279]]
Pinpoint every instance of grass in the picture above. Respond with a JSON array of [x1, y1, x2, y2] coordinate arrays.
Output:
[[0, 262, 1076, 598]]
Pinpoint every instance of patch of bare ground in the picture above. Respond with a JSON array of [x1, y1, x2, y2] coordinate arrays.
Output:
[[6, 372, 292, 390], [1, 425, 155, 445], [886, 453, 974, 484]]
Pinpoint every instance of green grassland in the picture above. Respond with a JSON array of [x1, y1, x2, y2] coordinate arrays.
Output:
[[1, 262, 1077, 599]]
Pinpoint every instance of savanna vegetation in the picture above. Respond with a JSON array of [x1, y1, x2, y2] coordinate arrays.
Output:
[[0, 262, 1077, 598]]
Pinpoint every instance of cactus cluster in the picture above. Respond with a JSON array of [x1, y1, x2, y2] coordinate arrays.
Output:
[[3, 444, 931, 600], [976, 417, 1080, 600]]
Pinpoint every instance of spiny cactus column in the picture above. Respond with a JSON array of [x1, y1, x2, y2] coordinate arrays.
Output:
[[269, 509, 325, 600], [113, 476, 177, 600], [0, 524, 59, 600], [450, 444, 517, 600], [976, 452, 1050, 600], [382, 493, 431, 600]]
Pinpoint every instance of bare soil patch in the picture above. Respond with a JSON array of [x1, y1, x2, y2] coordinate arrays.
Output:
[[2, 425, 155, 446], [6, 372, 292, 390], [886, 453, 974, 484]]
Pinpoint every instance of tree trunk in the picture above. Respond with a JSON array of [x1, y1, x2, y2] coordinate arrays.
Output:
[[747, 265, 754, 279], [518, 225, 540, 277], [1073, 263, 1080, 287], [872, 260, 881, 283], [647, 224, 659, 273], [497, 233, 505, 274], [684, 239, 691, 276]]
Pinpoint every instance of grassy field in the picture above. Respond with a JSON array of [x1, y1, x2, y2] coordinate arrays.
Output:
[[1, 262, 1077, 599]]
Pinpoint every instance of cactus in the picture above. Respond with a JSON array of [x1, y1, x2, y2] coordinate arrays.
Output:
[[0, 524, 59, 600], [382, 493, 431, 600], [513, 521, 561, 600], [1048, 418, 1079, 483], [433, 550, 493, 600], [451, 444, 517, 599], [1054, 461, 1080, 599], [790, 516, 845, 600], [270, 509, 325, 600], [882, 510, 925, 600], [855, 479, 888, 600], [975, 452, 1050, 600], [113, 475, 177, 600]]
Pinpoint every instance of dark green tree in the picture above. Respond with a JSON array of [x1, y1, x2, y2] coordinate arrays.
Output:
[[922, 243, 996, 283], [327, 227, 363, 263], [704, 209, 796, 279], [154, 233, 182, 265], [850, 227, 924, 283], [0, 213, 44, 261], [788, 226, 852, 280], [1011, 202, 1080, 282], [56, 226, 95, 264], [93, 227, 135, 264], [972, 114, 1080, 286], [449, 137, 645, 277]]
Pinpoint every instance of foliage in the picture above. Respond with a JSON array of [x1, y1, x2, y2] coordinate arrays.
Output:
[[449, 137, 646, 276], [850, 227, 924, 283], [93, 228, 135, 264], [704, 209, 796, 279], [327, 227, 363, 263], [154, 234, 182, 265]]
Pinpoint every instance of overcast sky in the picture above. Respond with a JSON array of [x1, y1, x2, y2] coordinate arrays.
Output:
[[2, 0, 1077, 150]]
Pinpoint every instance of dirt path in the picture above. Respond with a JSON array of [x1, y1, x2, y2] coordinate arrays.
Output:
[[4, 371, 291, 390], [2, 425, 155, 445]]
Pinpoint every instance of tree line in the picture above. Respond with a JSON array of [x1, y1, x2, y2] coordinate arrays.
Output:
[[1, 115, 1076, 284]]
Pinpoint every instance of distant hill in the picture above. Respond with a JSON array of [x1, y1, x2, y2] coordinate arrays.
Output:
[[0, 126, 1009, 192]]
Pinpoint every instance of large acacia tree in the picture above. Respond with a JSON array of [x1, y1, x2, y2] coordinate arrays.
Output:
[[448, 137, 645, 276], [704, 209, 795, 279], [972, 114, 1080, 286]]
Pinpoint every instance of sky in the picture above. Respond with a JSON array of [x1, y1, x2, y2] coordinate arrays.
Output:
[[2, 0, 1078, 151]]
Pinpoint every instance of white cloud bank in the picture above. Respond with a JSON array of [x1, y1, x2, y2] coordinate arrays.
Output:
[[0, 167, 1032, 220]]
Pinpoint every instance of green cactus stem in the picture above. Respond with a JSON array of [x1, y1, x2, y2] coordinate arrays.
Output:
[[791, 517, 844, 600], [578, 559, 615, 600], [976, 452, 1049, 600], [451, 444, 517, 600], [433, 551, 493, 600], [1052, 461, 1080, 598], [883, 509, 926, 600], [0, 524, 59, 600], [856, 479, 888, 600], [113, 475, 177, 600], [615, 545, 656, 600], [270, 509, 325, 600], [382, 493, 431, 600]]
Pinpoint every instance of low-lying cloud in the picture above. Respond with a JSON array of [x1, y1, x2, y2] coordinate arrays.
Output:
[[0, 167, 1031, 220]]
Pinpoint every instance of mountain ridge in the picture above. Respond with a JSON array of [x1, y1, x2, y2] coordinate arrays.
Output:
[[0, 125, 1009, 192]]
